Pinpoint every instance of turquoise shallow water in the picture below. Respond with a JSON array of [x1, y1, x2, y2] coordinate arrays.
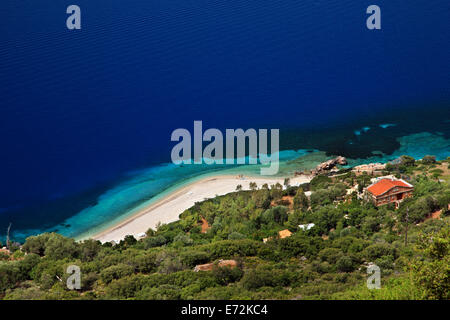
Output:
[[346, 132, 450, 167], [1, 0, 449, 243], [13, 149, 318, 241], [3, 121, 450, 243], [14, 129, 448, 242]]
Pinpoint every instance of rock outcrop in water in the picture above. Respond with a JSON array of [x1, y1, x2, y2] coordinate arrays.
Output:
[[312, 156, 347, 175]]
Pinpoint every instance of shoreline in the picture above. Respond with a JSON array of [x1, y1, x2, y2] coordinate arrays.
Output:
[[86, 174, 312, 243]]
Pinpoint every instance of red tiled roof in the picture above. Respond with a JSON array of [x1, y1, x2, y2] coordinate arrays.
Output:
[[367, 179, 412, 197], [0, 248, 10, 255], [278, 229, 292, 239]]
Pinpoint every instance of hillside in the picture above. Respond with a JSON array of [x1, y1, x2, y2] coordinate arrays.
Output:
[[1, 156, 449, 300]]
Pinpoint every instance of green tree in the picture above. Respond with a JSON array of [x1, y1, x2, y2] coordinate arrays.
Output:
[[421, 155, 436, 165], [310, 175, 332, 191], [22, 233, 53, 256], [44, 233, 79, 260], [363, 243, 397, 261], [361, 216, 380, 235], [212, 265, 243, 285], [270, 183, 283, 199], [79, 239, 102, 262], [412, 226, 449, 299], [318, 248, 344, 265], [401, 155, 416, 167], [252, 189, 271, 209], [336, 256, 356, 272], [241, 267, 273, 290], [0, 262, 21, 292], [143, 235, 168, 249], [121, 235, 137, 247], [228, 232, 245, 240], [100, 264, 135, 284], [293, 188, 309, 210]]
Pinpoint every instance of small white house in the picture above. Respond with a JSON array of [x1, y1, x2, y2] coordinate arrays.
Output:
[[136, 232, 147, 239], [299, 223, 315, 231]]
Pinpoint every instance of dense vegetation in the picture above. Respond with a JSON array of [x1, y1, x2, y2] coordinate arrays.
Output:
[[1, 156, 449, 300]]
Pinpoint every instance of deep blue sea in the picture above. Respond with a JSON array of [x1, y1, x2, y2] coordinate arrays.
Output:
[[0, 1, 449, 242]]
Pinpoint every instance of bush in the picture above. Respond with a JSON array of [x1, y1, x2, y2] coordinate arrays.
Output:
[[23, 233, 53, 256], [204, 240, 262, 260], [82, 272, 99, 291], [400, 155, 416, 167], [293, 188, 309, 209], [363, 244, 397, 261], [133, 253, 158, 273], [241, 268, 274, 290], [310, 189, 333, 207], [261, 206, 288, 224], [336, 256, 356, 272], [318, 248, 344, 265], [412, 227, 450, 299], [375, 255, 394, 273], [421, 155, 436, 165], [136, 284, 181, 300], [212, 265, 243, 285], [105, 274, 147, 299], [179, 251, 210, 268], [44, 234, 79, 260], [0, 262, 21, 292], [120, 235, 137, 247], [310, 175, 332, 191], [157, 255, 186, 274], [275, 234, 323, 259], [361, 216, 381, 235], [228, 232, 246, 240], [252, 190, 271, 209], [400, 196, 440, 223], [18, 253, 41, 278], [173, 233, 193, 247], [143, 235, 168, 249], [0, 252, 9, 261], [79, 239, 102, 262], [100, 264, 134, 284]]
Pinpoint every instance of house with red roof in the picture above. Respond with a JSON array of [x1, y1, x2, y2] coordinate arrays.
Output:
[[364, 178, 413, 207]]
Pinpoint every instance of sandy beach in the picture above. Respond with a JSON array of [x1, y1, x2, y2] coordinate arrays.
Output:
[[90, 174, 312, 243]]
